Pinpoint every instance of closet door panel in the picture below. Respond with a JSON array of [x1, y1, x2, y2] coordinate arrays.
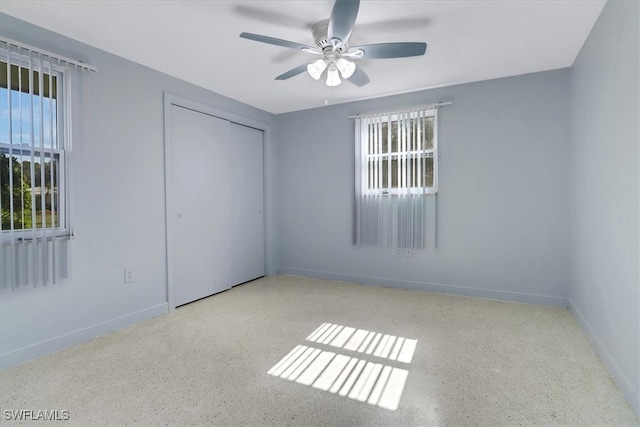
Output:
[[230, 123, 265, 285], [171, 105, 232, 306]]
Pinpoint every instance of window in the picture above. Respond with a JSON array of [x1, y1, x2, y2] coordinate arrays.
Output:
[[1, 38, 94, 288], [360, 109, 437, 196], [354, 107, 440, 250], [0, 51, 67, 239]]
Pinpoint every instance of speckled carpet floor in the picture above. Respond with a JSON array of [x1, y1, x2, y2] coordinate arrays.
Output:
[[1, 275, 637, 426]]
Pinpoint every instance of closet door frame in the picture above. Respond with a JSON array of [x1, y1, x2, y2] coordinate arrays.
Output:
[[163, 92, 273, 311]]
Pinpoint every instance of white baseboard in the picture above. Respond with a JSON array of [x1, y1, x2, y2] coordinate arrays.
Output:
[[569, 300, 640, 417], [0, 303, 168, 370], [277, 267, 569, 307]]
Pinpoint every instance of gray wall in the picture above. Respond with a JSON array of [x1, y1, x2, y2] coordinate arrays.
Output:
[[569, 0, 639, 415], [0, 14, 276, 368], [276, 69, 571, 306]]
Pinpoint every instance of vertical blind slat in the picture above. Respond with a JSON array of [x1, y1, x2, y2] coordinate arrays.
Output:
[[48, 55, 56, 283], [417, 110, 423, 249], [0, 62, 2, 285], [29, 52, 38, 285], [67, 64, 74, 281], [18, 48, 27, 282], [39, 53, 48, 285], [7, 48, 15, 287], [376, 116, 379, 245]]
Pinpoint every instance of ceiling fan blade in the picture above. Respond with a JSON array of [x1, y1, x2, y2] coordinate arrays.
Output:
[[240, 32, 315, 51], [349, 42, 427, 59], [275, 63, 310, 80], [327, 0, 360, 44], [348, 66, 370, 87]]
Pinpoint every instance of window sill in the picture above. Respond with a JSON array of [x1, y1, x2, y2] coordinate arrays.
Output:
[[1, 232, 74, 246]]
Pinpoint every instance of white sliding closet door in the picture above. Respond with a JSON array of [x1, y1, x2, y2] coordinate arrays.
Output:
[[171, 105, 233, 306], [230, 123, 265, 285]]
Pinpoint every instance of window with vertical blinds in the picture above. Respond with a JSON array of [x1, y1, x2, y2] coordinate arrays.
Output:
[[0, 58, 65, 236], [0, 37, 95, 288], [354, 107, 439, 250]]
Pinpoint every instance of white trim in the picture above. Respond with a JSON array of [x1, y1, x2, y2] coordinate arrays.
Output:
[[277, 268, 570, 308], [569, 300, 640, 416], [163, 96, 175, 311], [162, 92, 274, 311], [0, 303, 168, 369]]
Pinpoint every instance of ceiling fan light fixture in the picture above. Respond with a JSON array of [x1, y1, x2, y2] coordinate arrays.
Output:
[[336, 58, 356, 79], [326, 66, 341, 87], [307, 59, 328, 80], [239, 0, 428, 89]]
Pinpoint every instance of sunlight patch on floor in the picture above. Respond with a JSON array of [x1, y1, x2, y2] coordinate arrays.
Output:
[[306, 322, 417, 363], [269, 323, 416, 411]]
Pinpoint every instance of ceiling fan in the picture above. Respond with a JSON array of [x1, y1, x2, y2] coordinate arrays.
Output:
[[239, 0, 427, 87]]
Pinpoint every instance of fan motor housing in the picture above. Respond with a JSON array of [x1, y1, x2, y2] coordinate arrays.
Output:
[[311, 19, 347, 51]]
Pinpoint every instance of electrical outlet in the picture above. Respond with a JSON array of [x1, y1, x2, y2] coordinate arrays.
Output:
[[124, 268, 134, 283], [404, 249, 413, 258]]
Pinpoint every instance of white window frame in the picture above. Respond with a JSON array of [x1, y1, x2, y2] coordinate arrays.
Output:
[[359, 109, 438, 197], [0, 49, 70, 241]]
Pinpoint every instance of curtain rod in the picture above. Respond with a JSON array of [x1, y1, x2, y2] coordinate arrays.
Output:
[[1, 37, 98, 72], [348, 101, 453, 120]]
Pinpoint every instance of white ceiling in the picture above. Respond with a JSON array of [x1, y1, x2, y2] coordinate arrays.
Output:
[[1, 0, 605, 114]]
